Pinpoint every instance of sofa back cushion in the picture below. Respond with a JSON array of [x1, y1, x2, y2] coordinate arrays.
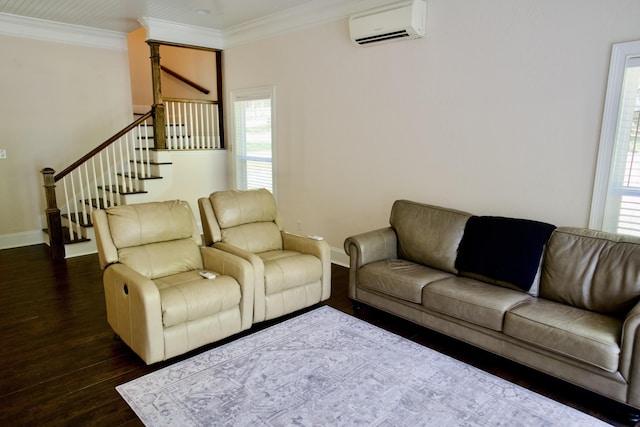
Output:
[[389, 200, 471, 274], [455, 216, 556, 293], [540, 227, 640, 315]]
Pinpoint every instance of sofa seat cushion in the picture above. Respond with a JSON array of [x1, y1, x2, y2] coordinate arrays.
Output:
[[359, 259, 454, 303], [504, 299, 622, 372], [422, 277, 531, 331], [260, 251, 322, 295], [155, 271, 242, 328]]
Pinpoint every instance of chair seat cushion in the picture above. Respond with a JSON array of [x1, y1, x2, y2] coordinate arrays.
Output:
[[155, 271, 241, 328], [260, 250, 322, 295], [359, 259, 453, 303], [504, 298, 622, 372], [422, 277, 531, 331]]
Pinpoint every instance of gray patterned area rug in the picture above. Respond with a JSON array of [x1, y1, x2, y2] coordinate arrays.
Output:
[[117, 306, 606, 426]]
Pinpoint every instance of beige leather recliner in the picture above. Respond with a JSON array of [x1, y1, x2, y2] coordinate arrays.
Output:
[[198, 189, 331, 323], [92, 200, 253, 364]]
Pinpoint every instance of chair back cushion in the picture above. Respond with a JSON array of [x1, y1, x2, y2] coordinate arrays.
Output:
[[210, 188, 279, 228], [107, 200, 197, 248], [540, 227, 640, 315], [209, 189, 283, 253], [105, 200, 203, 278]]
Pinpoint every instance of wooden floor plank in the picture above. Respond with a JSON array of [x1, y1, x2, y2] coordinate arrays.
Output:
[[0, 244, 633, 426]]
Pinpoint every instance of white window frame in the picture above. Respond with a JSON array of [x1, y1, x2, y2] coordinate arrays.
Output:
[[228, 86, 277, 196], [589, 40, 640, 233]]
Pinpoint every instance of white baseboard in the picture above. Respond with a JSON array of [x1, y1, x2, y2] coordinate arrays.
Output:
[[331, 246, 349, 267], [0, 230, 45, 250]]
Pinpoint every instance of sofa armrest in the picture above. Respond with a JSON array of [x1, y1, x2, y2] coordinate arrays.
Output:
[[621, 301, 640, 406], [282, 232, 332, 301], [201, 247, 254, 330], [103, 263, 164, 364], [343, 227, 398, 299], [213, 241, 267, 323]]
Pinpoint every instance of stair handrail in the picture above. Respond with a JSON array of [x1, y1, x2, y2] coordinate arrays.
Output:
[[41, 110, 154, 262], [54, 110, 153, 182], [161, 65, 210, 95]]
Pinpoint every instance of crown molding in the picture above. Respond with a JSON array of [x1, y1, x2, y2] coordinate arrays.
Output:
[[222, 0, 393, 48], [0, 12, 127, 51], [139, 17, 224, 50]]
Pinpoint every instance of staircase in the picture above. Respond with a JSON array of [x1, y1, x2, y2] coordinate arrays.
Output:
[[52, 150, 175, 258], [42, 99, 224, 260]]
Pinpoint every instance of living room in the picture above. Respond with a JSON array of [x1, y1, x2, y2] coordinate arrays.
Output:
[[1, 0, 640, 425], [0, 0, 638, 260]]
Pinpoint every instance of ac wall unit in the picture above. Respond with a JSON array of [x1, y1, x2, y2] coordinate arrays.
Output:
[[349, 0, 426, 47]]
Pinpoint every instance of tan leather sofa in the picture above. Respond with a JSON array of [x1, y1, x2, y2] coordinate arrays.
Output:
[[344, 199, 640, 413], [199, 189, 331, 323], [93, 200, 254, 364]]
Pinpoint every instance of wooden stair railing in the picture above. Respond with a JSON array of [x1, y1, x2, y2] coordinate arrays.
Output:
[[41, 110, 154, 262], [161, 65, 209, 95], [40, 95, 225, 261]]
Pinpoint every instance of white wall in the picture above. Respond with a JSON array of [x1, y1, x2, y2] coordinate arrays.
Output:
[[0, 34, 132, 248], [224, 0, 640, 261]]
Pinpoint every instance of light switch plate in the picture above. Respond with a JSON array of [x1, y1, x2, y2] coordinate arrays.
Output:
[[0, 149, 6, 159]]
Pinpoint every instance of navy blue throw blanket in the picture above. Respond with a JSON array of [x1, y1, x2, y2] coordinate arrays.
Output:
[[455, 216, 556, 292]]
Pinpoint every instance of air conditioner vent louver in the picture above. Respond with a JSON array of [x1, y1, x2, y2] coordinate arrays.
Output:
[[355, 30, 410, 45], [349, 0, 426, 47]]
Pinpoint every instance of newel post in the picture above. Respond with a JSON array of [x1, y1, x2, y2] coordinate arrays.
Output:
[[149, 42, 167, 149], [41, 168, 65, 262]]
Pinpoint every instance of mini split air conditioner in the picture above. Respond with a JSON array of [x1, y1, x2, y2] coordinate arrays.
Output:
[[349, 0, 426, 46]]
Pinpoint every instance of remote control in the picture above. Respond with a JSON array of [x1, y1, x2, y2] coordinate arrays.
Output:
[[199, 271, 216, 279], [307, 235, 324, 240]]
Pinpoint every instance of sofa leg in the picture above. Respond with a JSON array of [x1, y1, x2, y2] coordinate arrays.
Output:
[[627, 409, 640, 425], [351, 299, 362, 312]]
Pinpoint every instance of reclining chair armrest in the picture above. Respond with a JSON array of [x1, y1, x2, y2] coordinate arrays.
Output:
[[201, 247, 255, 330], [103, 263, 164, 365], [621, 301, 640, 406], [213, 241, 267, 323], [92, 209, 118, 270], [344, 227, 398, 299], [282, 232, 332, 301]]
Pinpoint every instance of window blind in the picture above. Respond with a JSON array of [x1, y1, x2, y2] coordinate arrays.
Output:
[[603, 57, 640, 235]]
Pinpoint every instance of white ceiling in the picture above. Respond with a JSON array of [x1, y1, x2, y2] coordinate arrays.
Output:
[[0, 0, 376, 34]]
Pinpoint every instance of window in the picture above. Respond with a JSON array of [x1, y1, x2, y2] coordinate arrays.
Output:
[[590, 41, 640, 236], [230, 87, 275, 194]]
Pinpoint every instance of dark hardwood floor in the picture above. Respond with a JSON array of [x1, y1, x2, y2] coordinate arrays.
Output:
[[0, 244, 635, 426]]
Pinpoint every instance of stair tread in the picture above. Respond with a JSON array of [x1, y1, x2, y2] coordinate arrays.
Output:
[[62, 212, 93, 228], [98, 185, 148, 195], [117, 172, 163, 180], [131, 161, 173, 166], [43, 227, 90, 244]]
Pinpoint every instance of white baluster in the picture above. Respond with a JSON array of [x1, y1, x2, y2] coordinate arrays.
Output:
[[90, 157, 98, 217], [62, 177, 73, 241], [117, 138, 126, 193], [204, 103, 211, 148], [125, 133, 134, 192], [145, 118, 151, 177], [69, 170, 80, 239], [108, 145, 116, 207], [165, 101, 172, 149], [99, 151, 107, 209], [213, 104, 220, 149]]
